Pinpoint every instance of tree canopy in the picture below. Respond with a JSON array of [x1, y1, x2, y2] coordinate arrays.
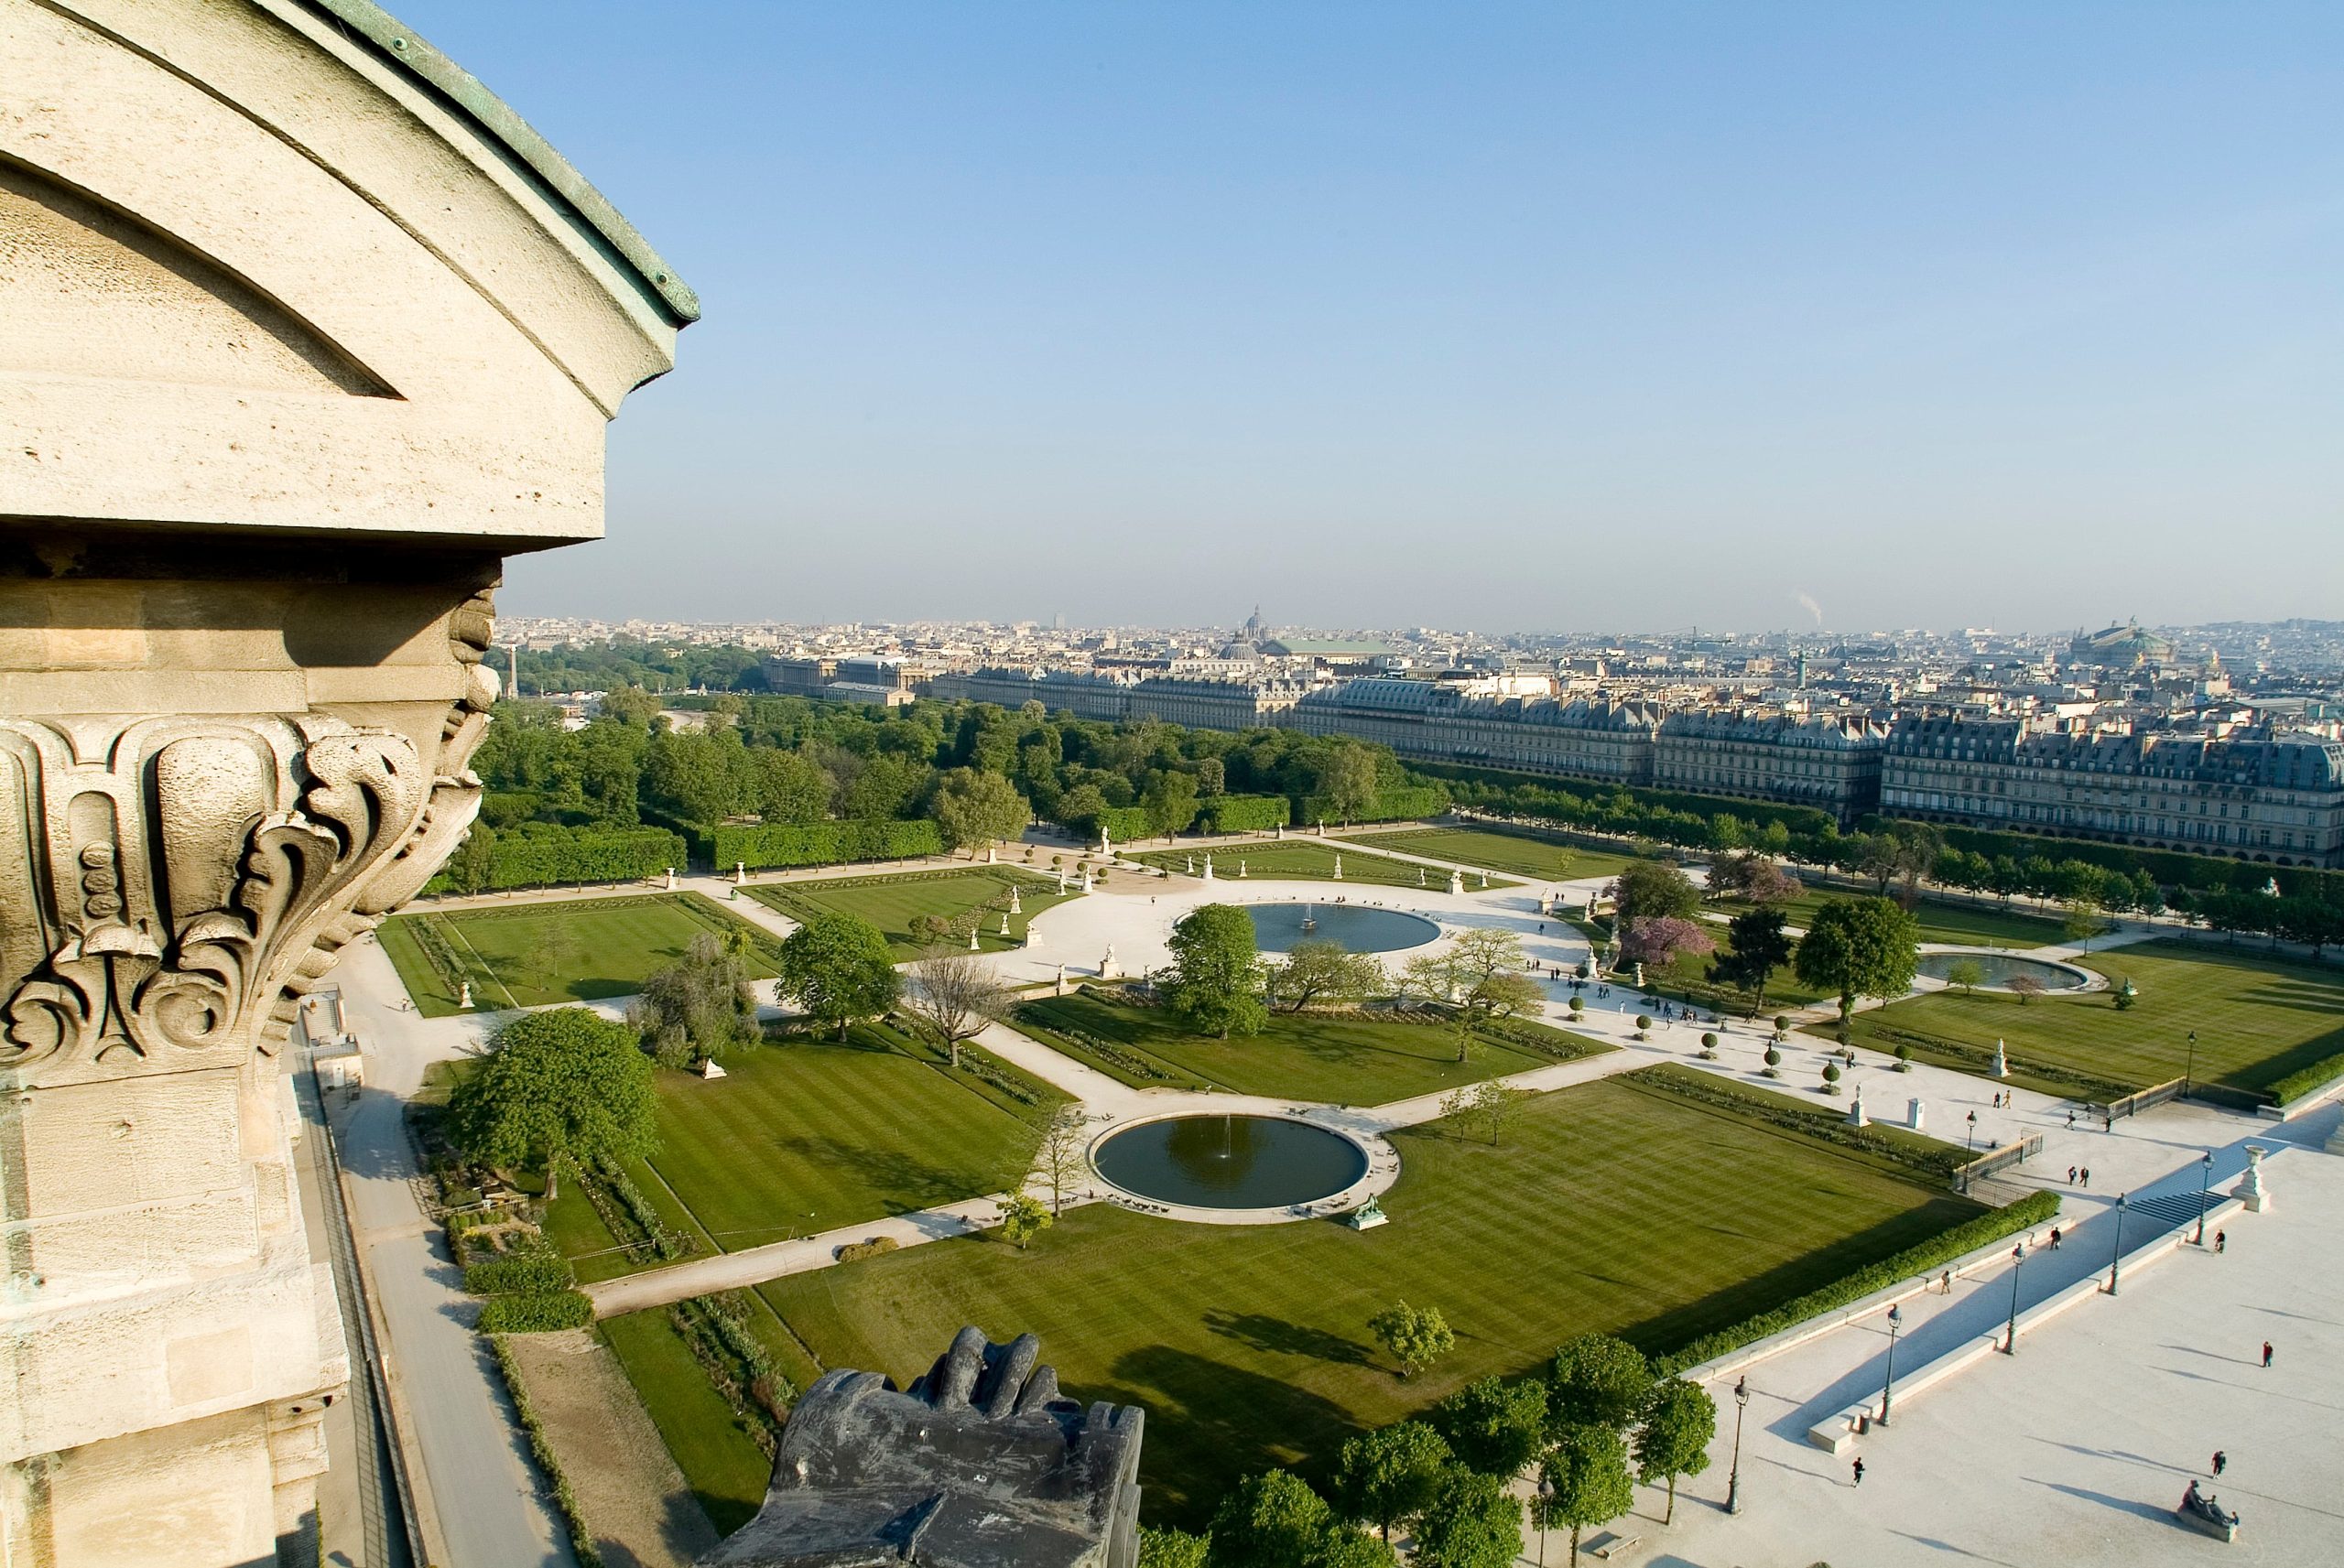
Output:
[[929, 765, 1030, 855], [1793, 896, 1921, 1040], [631, 932, 761, 1065], [1546, 1334, 1651, 1433], [1607, 861, 1701, 925], [1333, 1422, 1452, 1543], [1166, 903, 1268, 1039], [1270, 939, 1388, 1013], [1428, 1376, 1547, 1479], [774, 913, 900, 1039], [1633, 1378, 1716, 1525], [447, 1008, 657, 1196]]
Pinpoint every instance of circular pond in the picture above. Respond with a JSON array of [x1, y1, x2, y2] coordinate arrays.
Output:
[[1093, 1115, 1370, 1210], [1245, 902, 1439, 955], [1915, 951, 2091, 991]]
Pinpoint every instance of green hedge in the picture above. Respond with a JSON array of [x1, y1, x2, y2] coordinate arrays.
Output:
[[432, 822, 686, 893], [1199, 793, 1291, 834], [2268, 1050, 2344, 1106], [1655, 1189, 2060, 1375], [477, 1289, 595, 1333], [491, 1336, 604, 1567], [1933, 823, 2343, 901], [1295, 784, 1450, 826], [709, 817, 943, 871], [464, 1248, 576, 1296]]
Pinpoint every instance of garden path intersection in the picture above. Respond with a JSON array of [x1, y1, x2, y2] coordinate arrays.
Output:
[[331, 829, 2343, 1564]]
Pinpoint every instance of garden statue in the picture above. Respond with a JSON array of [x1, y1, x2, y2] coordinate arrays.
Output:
[[1449, 869, 1466, 895], [2232, 1145, 2271, 1213], [1010, 888, 1023, 914], [458, 981, 472, 1010], [1991, 1039, 2010, 1078]]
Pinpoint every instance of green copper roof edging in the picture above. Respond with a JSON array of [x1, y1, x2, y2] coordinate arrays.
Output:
[[300, 0, 700, 324]]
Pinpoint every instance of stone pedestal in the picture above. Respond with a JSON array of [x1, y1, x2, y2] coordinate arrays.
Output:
[[0, 4, 689, 1562], [1991, 1039, 2010, 1078], [2231, 1144, 2271, 1213], [1908, 1098, 1926, 1133]]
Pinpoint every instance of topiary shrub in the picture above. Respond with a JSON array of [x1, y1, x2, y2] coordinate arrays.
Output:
[[1763, 1044, 1782, 1078], [1635, 1013, 1653, 1039], [1894, 1042, 1914, 1072], [1821, 1062, 1842, 1096], [834, 1236, 901, 1264], [1699, 1031, 1719, 1059], [1774, 1015, 1791, 1034]]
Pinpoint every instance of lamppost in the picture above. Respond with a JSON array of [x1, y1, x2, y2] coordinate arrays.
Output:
[[1726, 1376, 1749, 1514], [1879, 1303, 1904, 1424], [2184, 1030, 2199, 1095], [1536, 1470, 1553, 1566], [2002, 1244, 2024, 1354], [2194, 1151, 2214, 1245], [1966, 1108, 1978, 1152], [2107, 1192, 2128, 1295]]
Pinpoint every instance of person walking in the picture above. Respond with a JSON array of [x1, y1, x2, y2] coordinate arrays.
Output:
[[1851, 1457, 1865, 1487], [2212, 1450, 2227, 1476], [2214, 1229, 2227, 1254], [2067, 1109, 2077, 1130], [2263, 1341, 2274, 1368], [2049, 1227, 2063, 1250], [2080, 1167, 2090, 1187], [1940, 1269, 1953, 1295], [2068, 1165, 2078, 1185]]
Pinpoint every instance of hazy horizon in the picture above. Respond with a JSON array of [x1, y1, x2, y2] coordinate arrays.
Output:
[[394, 3, 2344, 633]]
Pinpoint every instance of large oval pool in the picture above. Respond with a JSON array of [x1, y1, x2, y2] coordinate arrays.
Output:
[[1093, 1115, 1370, 1210], [1914, 951, 2090, 991], [1245, 902, 1439, 955]]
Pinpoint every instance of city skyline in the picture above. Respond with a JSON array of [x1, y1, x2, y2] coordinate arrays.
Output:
[[391, 0, 2344, 631]]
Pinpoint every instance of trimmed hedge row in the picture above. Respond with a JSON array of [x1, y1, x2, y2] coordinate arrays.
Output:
[[1655, 1188, 2061, 1375], [1091, 806, 1154, 844], [1935, 823, 2344, 903], [463, 1246, 576, 1296], [434, 822, 686, 893], [1295, 784, 1450, 826], [2268, 1050, 2344, 1107], [710, 817, 944, 871], [477, 1289, 595, 1334], [1199, 793, 1291, 834]]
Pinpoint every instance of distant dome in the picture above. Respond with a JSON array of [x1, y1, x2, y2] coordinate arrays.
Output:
[[2069, 621, 2173, 666]]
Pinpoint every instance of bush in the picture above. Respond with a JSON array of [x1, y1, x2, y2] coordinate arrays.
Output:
[[464, 1246, 576, 1296], [428, 822, 685, 893], [1198, 793, 1291, 834], [1635, 1014, 1653, 1036], [491, 1336, 604, 1568], [477, 1289, 594, 1333], [710, 818, 943, 871], [835, 1236, 901, 1263], [2268, 1050, 2344, 1106], [1656, 1189, 2061, 1374], [1296, 784, 1450, 826]]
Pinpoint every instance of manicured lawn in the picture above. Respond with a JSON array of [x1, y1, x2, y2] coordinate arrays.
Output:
[[378, 893, 782, 1016], [599, 1308, 775, 1535], [760, 1075, 1985, 1526], [1638, 925, 1836, 1017], [618, 1029, 1058, 1256], [1719, 887, 2066, 949], [1013, 990, 1571, 1102], [1129, 838, 1514, 890], [1349, 827, 1644, 886], [745, 866, 1074, 955], [1841, 939, 2344, 1098]]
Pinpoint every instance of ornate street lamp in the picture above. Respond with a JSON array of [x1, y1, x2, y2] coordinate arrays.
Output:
[[1536, 1470, 1553, 1566], [2107, 1192, 2128, 1294], [2002, 1244, 2024, 1354], [1726, 1375, 1750, 1514], [2184, 1030, 2199, 1095], [1879, 1303, 1904, 1424], [2194, 1151, 2214, 1245], [1966, 1108, 1978, 1152]]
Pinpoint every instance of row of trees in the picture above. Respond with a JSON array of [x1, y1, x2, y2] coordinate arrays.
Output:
[[1145, 1333, 1715, 1567], [1162, 908, 1546, 1059]]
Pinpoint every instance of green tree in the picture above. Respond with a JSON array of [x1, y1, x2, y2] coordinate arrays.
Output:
[[1322, 743, 1381, 823], [1368, 1301, 1455, 1380], [1410, 1465, 1523, 1568], [631, 933, 761, 1065], [1607, 861, 1700, 925], [1546, 1334, 1650, 1433], [447, 1008, 656, 1198], [599, 683, 664, 729], [1941, 956, 1985, 995], [1196, 756, 1227, 797], [1398, 927, 1544, 1062], [1793, 896, 1921, 1044], [1166, 903, 1268, 1039], [1208, 1470, 1330, 1568], [1142, 770, 1201, 840], [994, 1192, 1053, 1250], [749, 748, 832, 823], [774, 913, 900, 1040], [901, 947, 1015, 1068], [1270, 940, 1387, 1012], [929, 766, 1031, 857], [2062, 898, 2105, 948], [1709, 904, 1795, 1016], [1428, 1376, 1548, 1479], [1333, 1422, 1452, 1543], [1633, 1377, 1715, 1524], [443, 822, 497, 894], [1138, 1527, 1210, 1568], [1540, 1423, 1635, 1568]]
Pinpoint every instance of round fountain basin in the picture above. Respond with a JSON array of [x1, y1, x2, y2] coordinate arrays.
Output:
[[1915, 952, 2091, 991], [1244, 902, 1439, 955], [1092, 1115, 1370, 1210]]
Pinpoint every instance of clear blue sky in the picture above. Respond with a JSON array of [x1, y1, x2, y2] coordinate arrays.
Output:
[[395, 2, 2344, 633]]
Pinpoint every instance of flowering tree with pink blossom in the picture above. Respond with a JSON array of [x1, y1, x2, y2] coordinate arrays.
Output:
[[1620, 916, 1717, 968]]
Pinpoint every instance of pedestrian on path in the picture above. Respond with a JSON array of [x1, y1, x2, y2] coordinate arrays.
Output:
[[2068, 1165, 2078, 1185], [1939, 1270, 1953, 1294], [2214, 1229, 2226, 1254], [2080, 1167, 2090, 1187], [2213, 1451, 2227, 1476], [2049, 1227, 2062, 1249], [1851, 1457, 1865, 1487], [2263, 1341, 2274, 1368], [2067, 1109, 2077, 1130]]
